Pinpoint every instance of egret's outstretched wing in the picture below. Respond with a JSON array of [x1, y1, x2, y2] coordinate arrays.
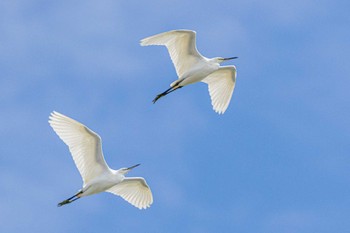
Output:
[[106, 177, 153, 209], [49, 111, 110, 184], [140, 29, 202, 79], [202, 66, 236, 114]]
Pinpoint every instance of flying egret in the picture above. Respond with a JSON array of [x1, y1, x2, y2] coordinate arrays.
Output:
[[49, 111, 153, 209], [140, 29, 238, 114]]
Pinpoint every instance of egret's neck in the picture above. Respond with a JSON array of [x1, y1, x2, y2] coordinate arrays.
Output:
[[207, 58, 216, 64], [208, 57, 222, 65], [205, 58, 221, 71], [112, 169, 124, 177]]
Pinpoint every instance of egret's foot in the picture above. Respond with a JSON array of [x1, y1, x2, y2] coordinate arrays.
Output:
[[152, 94, 164, 104], [57, 199, 70, 207], [152, 85, 182, 103], [57, 190, 83, 207]]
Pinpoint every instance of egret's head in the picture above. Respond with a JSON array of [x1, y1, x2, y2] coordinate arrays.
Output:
[[215, 56, 238, 64], [119, 163, 140, 175]]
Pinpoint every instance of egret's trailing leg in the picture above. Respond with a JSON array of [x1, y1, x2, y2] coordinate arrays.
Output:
[[57, 190, 83, 207], [153, 86, 183, 104], [152, 86, 173, 104]]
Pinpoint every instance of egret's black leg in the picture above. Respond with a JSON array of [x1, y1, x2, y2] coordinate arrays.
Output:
[[152, 86, 183, 104], [57, 190, 83, 207], [165, 86, 182, 95], [153, 86, 173, 104]]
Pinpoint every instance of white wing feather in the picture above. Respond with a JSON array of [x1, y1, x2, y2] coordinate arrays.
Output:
[[202, 66, 236, 114], [48, 111, 110, 185], [140, 29, 202, 78], [106, 177, 153, 209]]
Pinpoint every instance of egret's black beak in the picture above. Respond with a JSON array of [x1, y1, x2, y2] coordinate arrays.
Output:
[[223, 57, 238, 60], [127, 164, 140, 170]]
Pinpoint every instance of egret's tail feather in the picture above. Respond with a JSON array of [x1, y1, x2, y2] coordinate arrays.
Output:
[[57, 191, 82, 207]]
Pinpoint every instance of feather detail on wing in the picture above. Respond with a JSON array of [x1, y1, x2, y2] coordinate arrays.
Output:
[[202, 66, 236, 114], [106, 177, 153, 209], [49, 111, 110, 185], [140, 29, 202, 78]]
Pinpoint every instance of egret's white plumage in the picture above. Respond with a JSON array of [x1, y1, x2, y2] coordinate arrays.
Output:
[[49, 111, 153, 209], [140, 29, 237, 114]]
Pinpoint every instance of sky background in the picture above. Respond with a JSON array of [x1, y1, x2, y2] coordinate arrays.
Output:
[[1, 0, 349, 232]]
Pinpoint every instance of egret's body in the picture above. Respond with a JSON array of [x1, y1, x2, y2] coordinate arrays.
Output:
[[140, 29, 238, 114], [49, 111, 153, 209]]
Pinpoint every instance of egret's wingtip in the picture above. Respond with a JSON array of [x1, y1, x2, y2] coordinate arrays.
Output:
[[48, 111, 56, 123], [48, 111, 62, 122], [137, 205, 151, 210], [214, 108, 225, 115], [50, 111, 60, 117], [139, 39, 148, 46]]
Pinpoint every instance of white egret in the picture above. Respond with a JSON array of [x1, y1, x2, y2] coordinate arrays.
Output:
[[140, 29, 238, 114], [49, 111, 153, 209]]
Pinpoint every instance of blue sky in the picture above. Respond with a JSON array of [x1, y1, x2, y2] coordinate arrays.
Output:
[[1, 0, 349, 232]]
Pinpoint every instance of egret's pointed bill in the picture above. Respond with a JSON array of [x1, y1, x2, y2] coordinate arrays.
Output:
[[127, 164, 141, 170], [223, 57, 238, 60]]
